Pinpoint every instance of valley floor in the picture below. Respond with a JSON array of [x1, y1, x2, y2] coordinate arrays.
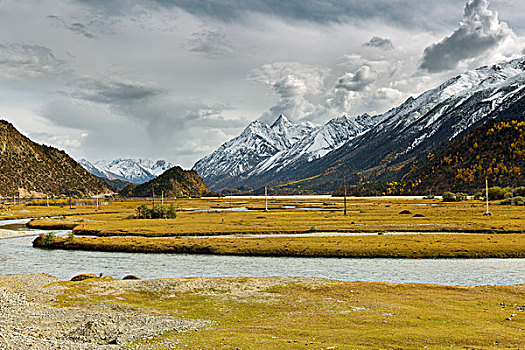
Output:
[[0, 274, 523, 349], [14, 196, 524, 258]]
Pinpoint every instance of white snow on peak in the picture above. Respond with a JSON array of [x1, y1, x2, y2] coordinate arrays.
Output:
[[80, 158, 174, 184], [193, 112, 384, 184], [193, 57, 525, 191]]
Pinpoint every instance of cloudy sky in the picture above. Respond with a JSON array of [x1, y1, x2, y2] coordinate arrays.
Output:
[[1, 0, 524, 168]]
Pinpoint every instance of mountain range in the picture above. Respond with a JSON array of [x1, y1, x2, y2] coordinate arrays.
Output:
[[193, 113, 385, 191], [193, 57, 525, 193], [0, 120, 110, 197], [79, 158, 174, 185]]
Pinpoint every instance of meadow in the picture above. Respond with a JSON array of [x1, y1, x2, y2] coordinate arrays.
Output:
[[53, 276, 525, 349], [22, 196, 525, 237], [14, 196, 524, 258]]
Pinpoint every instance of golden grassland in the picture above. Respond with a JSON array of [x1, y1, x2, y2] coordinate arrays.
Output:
[[35, 233, 525, 258], [53, 276, 525, 349], [4, 196, 525, 257], [20, 197, 525, 236]]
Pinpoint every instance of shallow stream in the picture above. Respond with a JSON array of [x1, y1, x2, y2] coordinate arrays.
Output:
[[0, 219, 523, 285]]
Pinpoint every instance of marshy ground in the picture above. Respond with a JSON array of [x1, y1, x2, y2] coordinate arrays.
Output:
[[14, 196, 524, 258]]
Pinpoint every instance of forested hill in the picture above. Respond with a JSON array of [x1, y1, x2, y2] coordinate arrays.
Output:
[[120, 166, 215, 198], [399, 118, 525, 194]]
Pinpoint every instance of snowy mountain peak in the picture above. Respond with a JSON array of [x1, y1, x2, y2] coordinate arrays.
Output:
[[80, 158, 174, 184], [271, 114, 292, 128], [193, 56, 525, 192], [193, 112, 384, 190]]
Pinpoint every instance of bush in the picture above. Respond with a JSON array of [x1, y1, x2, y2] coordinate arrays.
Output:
[[167, 203, 177, 219], [514, 187, 525, 197], [488, 186, 509, 200], [122, 274, 141, 280], [135, 204, 177, 219], [499, 196, 525, 206], [42, 231, 56, 245], [442, 192, 457, 202], [71, 274, 98, 282]]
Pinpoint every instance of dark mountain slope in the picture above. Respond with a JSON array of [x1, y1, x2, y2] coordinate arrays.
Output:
[[399, 117, 525, 194], [120, 166, 215, 198], [0, 120, 110, 197]]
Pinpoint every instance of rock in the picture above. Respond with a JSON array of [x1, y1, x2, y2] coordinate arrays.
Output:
[[71, 274, 98, 282], [122, 275, 141, 280]]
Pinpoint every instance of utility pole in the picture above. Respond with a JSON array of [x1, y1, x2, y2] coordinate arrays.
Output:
[[161, 191, 164, 206], [484, 178, 492, 216], [96, 192, 99, 210], [343, 176, 347, 216], [46, 194, 49, 207], [152, 185, 155, 207], [264, 186, 269, 212]]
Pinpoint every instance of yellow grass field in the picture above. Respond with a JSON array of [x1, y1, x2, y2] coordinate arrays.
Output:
[[19, 196, 525, 237], [54, 276, 525, 349]]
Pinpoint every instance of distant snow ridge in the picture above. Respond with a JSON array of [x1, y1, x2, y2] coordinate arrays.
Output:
[[192, 113, 384, 190], [79, 158, 174, 184]]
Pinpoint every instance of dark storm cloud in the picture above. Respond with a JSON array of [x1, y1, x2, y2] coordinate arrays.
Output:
[[364, 36, 394, 50], [184, 29, 235, 59], [75, 0, 462, 28], [48, 16, 95, 39], [75, 78, 164, 104], [420, 0, 517, 73], [0, 43, 65, 78]]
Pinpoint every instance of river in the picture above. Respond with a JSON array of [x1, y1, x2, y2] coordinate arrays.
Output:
[[0, 219, 523, 286]]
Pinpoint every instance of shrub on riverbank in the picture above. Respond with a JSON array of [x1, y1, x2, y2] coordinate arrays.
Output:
[[442, 192, 467, 202], [135, 204, 177, 219]]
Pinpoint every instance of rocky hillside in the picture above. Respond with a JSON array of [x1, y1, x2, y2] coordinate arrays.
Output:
[[0, 120, 110, 197], [120, 166, 215, 198]]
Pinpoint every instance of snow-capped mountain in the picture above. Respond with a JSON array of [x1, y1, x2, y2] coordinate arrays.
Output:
[[293, 56, 525, 191], [193, 56, 525, 192], [79, 158, 174, 184], [193, 113, 384, 191]]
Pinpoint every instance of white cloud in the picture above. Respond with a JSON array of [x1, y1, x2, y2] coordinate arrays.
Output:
[[249, 62, 328, 123], [420, 0, 523, 73], [184, 29, 235, 59], [0, 43, 65, 80], [0, 0, 523, 168], [364, 36, 394, 50]]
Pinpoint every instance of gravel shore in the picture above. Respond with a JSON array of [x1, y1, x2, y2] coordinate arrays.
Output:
[[0, 229, 32, 239], [0, 274, 211, 349]]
